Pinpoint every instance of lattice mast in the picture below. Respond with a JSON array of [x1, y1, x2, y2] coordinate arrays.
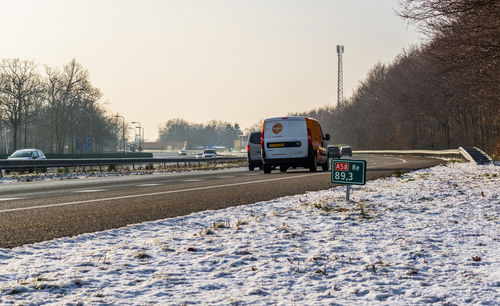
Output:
[[336, 45, 344, 106]]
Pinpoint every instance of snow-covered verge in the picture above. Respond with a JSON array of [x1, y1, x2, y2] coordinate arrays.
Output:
[[0, 170, 184, 184], [0, 162, 498, 305]]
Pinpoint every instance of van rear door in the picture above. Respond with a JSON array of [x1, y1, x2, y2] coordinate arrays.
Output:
[[288, 117, 308, 159], [264, 117, 307, 159], [264, 118, 290, 159]]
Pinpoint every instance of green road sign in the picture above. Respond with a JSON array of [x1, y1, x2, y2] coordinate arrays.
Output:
[[331, 159, 366, 185]]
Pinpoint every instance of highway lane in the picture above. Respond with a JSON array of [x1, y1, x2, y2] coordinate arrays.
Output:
[[0, 155, 443, 248]]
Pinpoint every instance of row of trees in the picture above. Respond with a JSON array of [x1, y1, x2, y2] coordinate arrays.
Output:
[[299, 0, 499, 156], [158, 119, 242, 149], [0, 59, 123, 154]]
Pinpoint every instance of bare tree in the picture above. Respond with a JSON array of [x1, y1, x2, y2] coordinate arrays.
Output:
[[44, 59, 98, 153], [0, 59, 43, 151], [399, 0, 499, 154]]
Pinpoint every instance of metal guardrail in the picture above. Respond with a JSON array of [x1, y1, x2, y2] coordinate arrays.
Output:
[[0, 156, 247, 171], [353, 149, 464, 159], [458, 147, 493, 165]]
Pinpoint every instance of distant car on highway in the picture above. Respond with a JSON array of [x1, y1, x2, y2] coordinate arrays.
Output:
[[202, 149, 216, 158], [341, 146, 352, 157], [195, 152, 203, 159], [8, 149, 46, 160], [328, 145, 341, 159], [7, 149, 47, 173], [247, 131, 262, 171], [178, 149, 187, 155]]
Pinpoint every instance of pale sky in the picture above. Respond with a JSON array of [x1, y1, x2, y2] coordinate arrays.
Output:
[[0, 0, 421, 140]]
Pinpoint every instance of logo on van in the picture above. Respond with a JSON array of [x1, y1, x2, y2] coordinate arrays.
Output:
[[272, 123, 283, 134]]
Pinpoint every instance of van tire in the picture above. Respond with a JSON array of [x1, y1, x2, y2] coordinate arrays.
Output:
[[280, 166, 287, 172], [309, 155, 317, 172], [249, 164, 255, 171], [263, 165, 272, 174], [322, 162, 329, 171]]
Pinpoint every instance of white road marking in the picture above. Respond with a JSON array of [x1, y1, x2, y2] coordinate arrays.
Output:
[[184, 179, 203, 182], [74, 189, 106, 193], [367, 157, 407, 169], [138, 183, 162, 187], [0, 172, 326, 214], [0, 197, 23, 201], [216, 176, 235, 179]]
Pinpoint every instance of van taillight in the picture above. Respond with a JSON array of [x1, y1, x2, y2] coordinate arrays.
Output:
[[260, 131, 264, 149], [307, 128, 312, 146], [246, 145, 250, 152]]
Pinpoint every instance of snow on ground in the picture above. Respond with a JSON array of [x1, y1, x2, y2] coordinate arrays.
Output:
[[0, 162, 498, 305]]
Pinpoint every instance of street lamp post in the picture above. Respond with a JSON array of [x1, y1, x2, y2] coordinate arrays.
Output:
[[131, 121, 143, 152], [139, 127, 144, 151], [114, 115, 125, 154], [129, 126, 138, 150]]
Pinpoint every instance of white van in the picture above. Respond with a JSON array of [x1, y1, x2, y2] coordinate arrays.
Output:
[[260, 116, 330, 173], [202, 149, 216, 158], [247, 131, 262, 170]]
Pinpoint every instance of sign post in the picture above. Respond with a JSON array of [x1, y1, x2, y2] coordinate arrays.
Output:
[[331, 159, 366, 201]]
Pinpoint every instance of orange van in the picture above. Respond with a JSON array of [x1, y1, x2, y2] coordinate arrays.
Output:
[[260, 116, 330, 173]]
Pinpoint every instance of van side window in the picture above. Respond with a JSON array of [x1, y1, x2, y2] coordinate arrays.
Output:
[[249, 133, 260, 144]]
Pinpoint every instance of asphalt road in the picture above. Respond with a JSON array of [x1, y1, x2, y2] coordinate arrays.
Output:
[[0, 155, 443, 248]]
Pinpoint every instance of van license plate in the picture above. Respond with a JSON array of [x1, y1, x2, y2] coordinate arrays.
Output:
[[269, 143, 285, 148]]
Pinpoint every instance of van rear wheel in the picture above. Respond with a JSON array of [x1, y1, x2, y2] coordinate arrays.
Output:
[[309, 155, 317, 172], [322, 162, 329, 171], [263, 165, 272, 174], [280, 166, 287, 172]]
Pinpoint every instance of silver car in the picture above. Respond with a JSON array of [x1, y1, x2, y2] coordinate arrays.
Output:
[[202, 149, 216, 158], [8, 149, 46, 160], [340, 146, 352, 157], [7, 149, 47, 173], [247, 131, 262, 171]]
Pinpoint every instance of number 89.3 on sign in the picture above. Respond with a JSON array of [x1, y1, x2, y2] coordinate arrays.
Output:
[[334, 171, 353, 181]]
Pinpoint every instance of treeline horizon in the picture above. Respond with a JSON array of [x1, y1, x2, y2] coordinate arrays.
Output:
[[298, 0, 498, 157], [158, 118, 242, 149]]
